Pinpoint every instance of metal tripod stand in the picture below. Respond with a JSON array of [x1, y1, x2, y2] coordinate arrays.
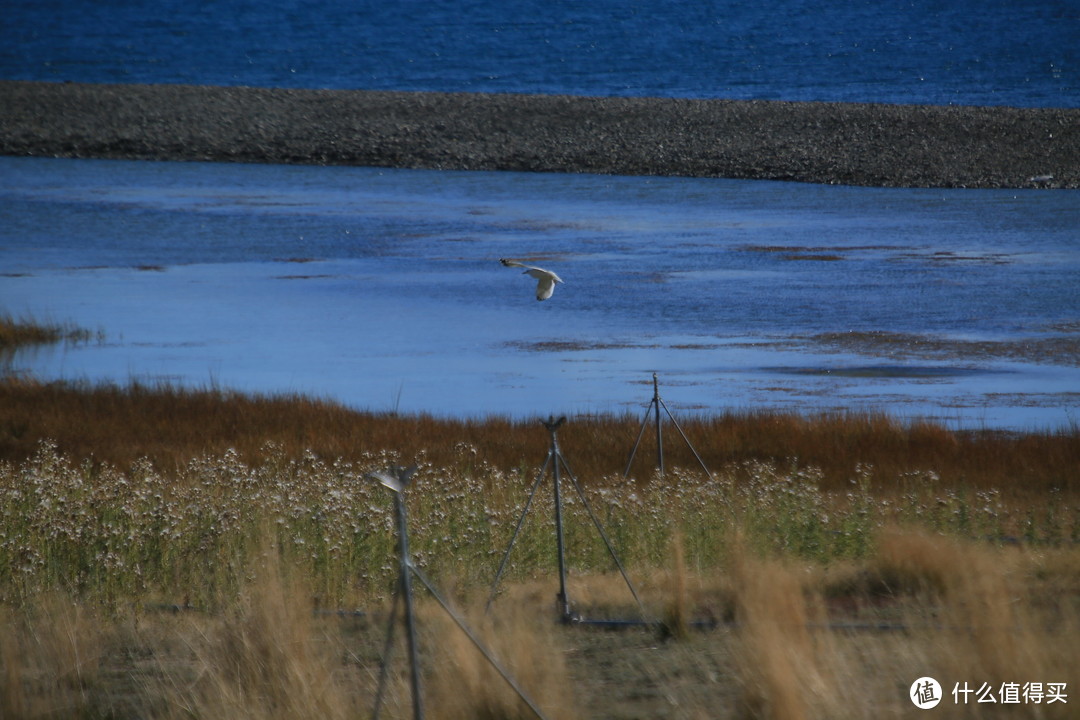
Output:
[[624, 372, 711, 479], [486, 416, 647, 623], [368, 466, 548, 720]]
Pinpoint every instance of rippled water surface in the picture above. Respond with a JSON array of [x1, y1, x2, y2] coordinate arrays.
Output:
[[4, 0, 1078, 106], [2, 157, 1078, 429]]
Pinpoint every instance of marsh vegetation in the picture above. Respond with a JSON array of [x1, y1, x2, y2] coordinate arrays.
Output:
[[0, 313, 99, 355], [1, 372, 1078, 718]]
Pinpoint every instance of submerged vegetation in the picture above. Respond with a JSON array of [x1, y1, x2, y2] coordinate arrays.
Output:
[[0, 313, 99, 353], [1, 377, 1078, 718]]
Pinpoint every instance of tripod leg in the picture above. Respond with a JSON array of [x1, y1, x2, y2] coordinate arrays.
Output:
[[485, 451, 552, 612], [558, 453, 651, 622], [658, 396, 712, 478], [412, 565, 550, 720], [371, 581, 403, 720], [623, 400, 654, 477]]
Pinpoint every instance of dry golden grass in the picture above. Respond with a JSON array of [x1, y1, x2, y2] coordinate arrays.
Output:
[[0, 546, 580, 720], [0, 595, 107, 718], [731, 553, 829, 720], [661, 528, 692, 641], [153, 554, 366, 720], [705, 531, 1078, 720], [424, 602, 577, 720], [2, 533, 1077, 720], [870, 530, 1072, 695]]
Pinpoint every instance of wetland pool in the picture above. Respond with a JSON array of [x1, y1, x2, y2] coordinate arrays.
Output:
[[2, 156, 1078, 430]]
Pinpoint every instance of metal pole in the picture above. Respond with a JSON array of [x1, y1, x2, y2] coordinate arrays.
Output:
[[369, 464, 550, 720], [622, 402, 652, 478], [545, 417, 572, 620], [625, 373, 711, 480], [485, 451, 552, 613], [558, 453, 651, 622], [371, 585, 402, 720], [393, 492, 425, 720], [658, 396, 712, 479], [411, 565, 550, 720], [652, 373, 664, 476]]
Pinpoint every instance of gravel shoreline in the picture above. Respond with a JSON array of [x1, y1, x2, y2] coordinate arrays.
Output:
[[2, 80, 1077, 188]]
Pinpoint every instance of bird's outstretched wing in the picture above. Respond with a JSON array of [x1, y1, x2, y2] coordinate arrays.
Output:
[[534, 275, 557, 301], [500, 258, 564, 301]]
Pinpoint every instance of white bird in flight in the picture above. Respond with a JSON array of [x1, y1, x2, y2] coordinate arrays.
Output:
[[500, 258, 564, 301]]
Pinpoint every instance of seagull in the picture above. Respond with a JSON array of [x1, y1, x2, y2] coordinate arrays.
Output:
[[500, 258, 564, 301]]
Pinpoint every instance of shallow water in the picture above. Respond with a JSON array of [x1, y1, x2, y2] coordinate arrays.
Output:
[[2, 156, 1078, 429]]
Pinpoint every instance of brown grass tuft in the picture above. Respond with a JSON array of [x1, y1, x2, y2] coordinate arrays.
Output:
[[874, 530, 1072, 694], [424, 599, 577, 720], [661, 528, 691, 641], [726, 534, 1080, 720], [155, 549, 362, 720], [0, 594, 107, 718], [871, 528, 956, 598], [731, 549, 823, 720]]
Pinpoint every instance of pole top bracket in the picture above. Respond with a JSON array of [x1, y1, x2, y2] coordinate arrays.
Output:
[[542, 415, 567, 433], [367, 464, 419, 494]]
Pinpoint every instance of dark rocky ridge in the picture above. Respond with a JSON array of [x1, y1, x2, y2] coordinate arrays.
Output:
[[2, 80, 1077, 188]]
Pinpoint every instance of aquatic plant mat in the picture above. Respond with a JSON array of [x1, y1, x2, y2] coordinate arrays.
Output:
[[0, 312, 100, 353], [1, 379, 1078, 718]]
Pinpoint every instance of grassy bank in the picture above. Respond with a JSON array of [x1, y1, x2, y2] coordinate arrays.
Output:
[[3, 377, 1077, 495], [1, 378, 1077, 718]]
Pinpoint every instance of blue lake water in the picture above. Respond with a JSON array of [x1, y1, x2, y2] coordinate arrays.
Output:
[[3, 2, 1079, 428], [3, 0, 1078, 107], [2, 156, 1078, 430]]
